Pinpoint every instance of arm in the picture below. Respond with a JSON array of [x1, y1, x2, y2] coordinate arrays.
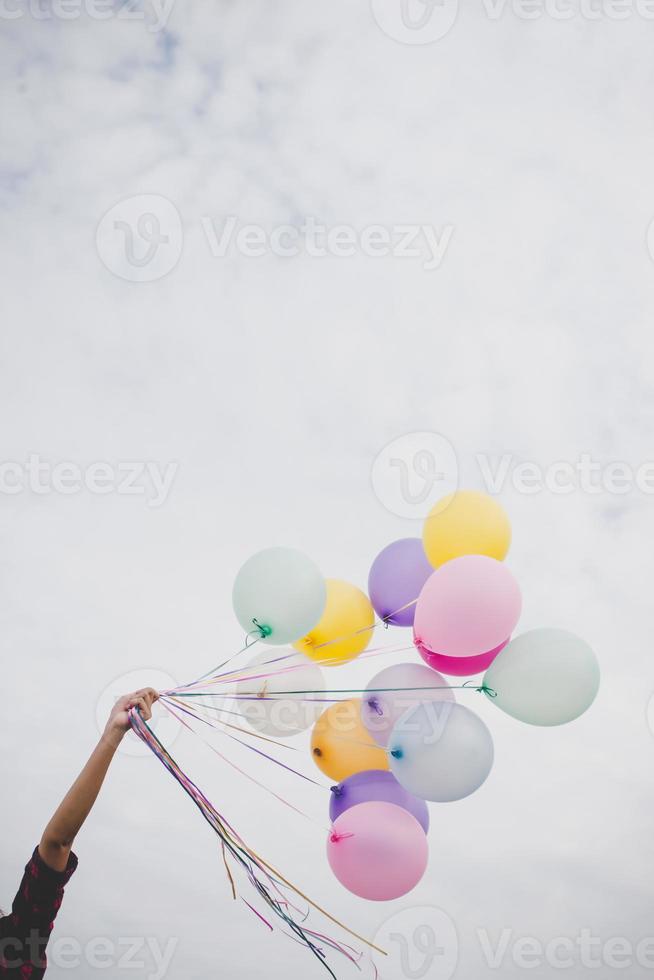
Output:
[[38, 687, 159, 872]]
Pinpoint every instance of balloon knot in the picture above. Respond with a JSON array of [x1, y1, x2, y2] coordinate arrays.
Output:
[[462, 681, 498, 698], [313, 747, 323, 758], [329, 831, 354, 844], [252, 619, 272, 638], [367, 697, 384, 717], [390, 747, 403, 760], [330, 785, 343, 797]]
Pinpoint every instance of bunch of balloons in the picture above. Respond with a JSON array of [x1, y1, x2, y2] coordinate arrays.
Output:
[[232, 490, 600, 902]]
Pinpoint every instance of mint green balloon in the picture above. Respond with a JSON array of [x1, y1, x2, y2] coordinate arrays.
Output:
[[232, 547, 326, 645], [484, 628, 599, 726]]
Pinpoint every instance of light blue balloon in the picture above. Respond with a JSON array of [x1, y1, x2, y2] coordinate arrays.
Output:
[[232, 547, 326, 645], [484, 628, 600, 726], [388, 701, 494, 803]]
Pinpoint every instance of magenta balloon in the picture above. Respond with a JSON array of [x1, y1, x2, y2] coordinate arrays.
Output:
[[368, 539, 433, 627], [329, 769, 430, 833], [416, 638, 509, 677], [327, 802, 428, 901], [414, 555, 521, 660]]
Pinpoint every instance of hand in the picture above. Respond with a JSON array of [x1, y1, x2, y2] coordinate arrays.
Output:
[[103, 688, 159, 746]]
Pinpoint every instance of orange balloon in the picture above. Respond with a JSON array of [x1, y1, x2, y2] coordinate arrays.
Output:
[[310, 698, 389, 782]]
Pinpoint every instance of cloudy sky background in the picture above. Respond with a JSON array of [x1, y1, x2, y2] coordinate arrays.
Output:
[[1, 1, 654, 977]]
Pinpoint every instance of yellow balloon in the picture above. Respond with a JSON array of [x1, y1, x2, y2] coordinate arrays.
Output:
[[423, 490, 511, 568], [294, 579, 375, 665], [311, 699, 389, 782]]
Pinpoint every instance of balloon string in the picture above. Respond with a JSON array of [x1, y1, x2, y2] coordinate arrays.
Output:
[[162, 695, 377, 801], [173, 594, 420, 696], [159, 698, 320, 788], [166, 696, 325, 787], [171, 683, 498, 700], [380, 597, 418, 620], [160, 696, 325, 786], [174, 639, 257, 691], [205, 646, 412, 688], [129, 706, 386, 969], [164, 640, 418, 697], [162, 695, 305, 752], [161, 698, 331, 830], [183, 616, 272, 685], [162, 680, 497, 797], [209, 642, 404, 683], [307, 597, 419, 650]]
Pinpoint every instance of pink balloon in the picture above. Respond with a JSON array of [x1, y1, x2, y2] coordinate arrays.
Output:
[[414, 555, 521, 661], [416, 638, 508, 677], [327, 802, 428, 901]]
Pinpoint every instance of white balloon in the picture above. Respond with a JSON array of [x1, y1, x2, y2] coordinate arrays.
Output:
[[388, 702, 494, 802], [232, 547, 326, 645], [236, 649, 325, 738], [361, 662, 456, 747], [484, 628, 600, 726]]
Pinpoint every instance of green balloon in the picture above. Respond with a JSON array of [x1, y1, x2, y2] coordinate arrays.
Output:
[[232, 547, 326, 645], [484, 628, 600, 726]]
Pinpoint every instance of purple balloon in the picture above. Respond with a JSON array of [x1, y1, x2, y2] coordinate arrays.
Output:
[[329, 769, 430, 834], [368, 538, 433, 627]]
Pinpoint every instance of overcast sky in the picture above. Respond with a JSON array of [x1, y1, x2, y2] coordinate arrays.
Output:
[[2, 2, 654, 978]]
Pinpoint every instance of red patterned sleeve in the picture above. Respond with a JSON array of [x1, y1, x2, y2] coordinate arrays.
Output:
[[0, 847, 77, 977]]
